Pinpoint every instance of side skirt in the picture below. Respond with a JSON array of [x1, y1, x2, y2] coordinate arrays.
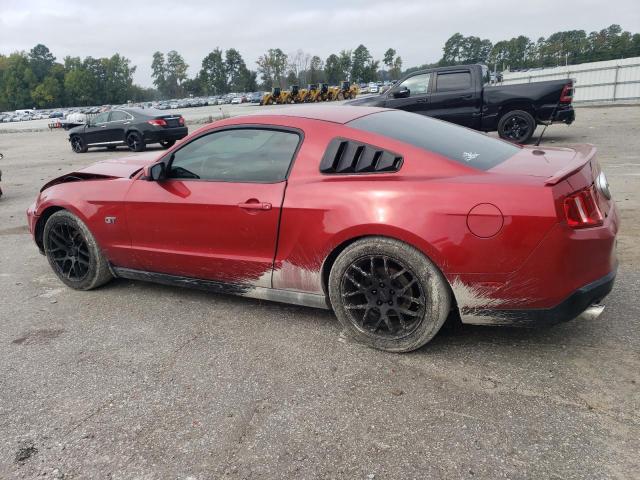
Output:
[[111, 266, 330, 310]]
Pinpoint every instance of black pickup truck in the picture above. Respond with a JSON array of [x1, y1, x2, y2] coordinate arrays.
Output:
[[347, 64, 575, 143]]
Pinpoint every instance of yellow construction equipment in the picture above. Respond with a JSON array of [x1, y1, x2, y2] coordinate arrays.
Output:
[[260, 87, 281, 105], [304, 84, 319, 102], [327, 85, 342, 101], [289, 85, 308, 103], [340, 81, 359, 100], [317, 83, 330, 101]]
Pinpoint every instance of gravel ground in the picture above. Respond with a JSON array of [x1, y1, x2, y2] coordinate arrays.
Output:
[[0, 104, 639, 479]]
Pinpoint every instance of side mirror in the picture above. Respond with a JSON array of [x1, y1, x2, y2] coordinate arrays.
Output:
[[144, 163, 166, 181], [392, 87, 410, 99]]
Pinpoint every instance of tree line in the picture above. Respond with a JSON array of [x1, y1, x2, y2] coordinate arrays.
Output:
[[0, 44, 153, 110], [2, 24, 639, 109], [435, 24, 640, 71], [150, 45, 402, 97]]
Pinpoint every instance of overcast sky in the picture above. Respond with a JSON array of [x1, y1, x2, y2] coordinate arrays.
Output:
[[1, 0, 639, 87]]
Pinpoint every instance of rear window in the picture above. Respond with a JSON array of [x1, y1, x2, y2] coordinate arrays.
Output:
[[348, 110, 520, 170], [436, 71, 472, 92]]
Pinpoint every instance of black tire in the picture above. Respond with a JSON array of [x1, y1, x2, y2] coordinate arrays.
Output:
[[126, 131, 146, 152], [160, 139, 176, 149], [43, 210, 113, 291], [70, 135, 87, 153], [328, 237, 451, 352], [498, 110, 536, 144]]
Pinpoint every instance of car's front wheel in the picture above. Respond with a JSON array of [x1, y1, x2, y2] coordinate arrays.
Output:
[[329, 237, 451, 352], [126, 131, 146, 152], [160, 139, 176, 149], [70, 135, 87, 153], [43, 210, 113, 290]]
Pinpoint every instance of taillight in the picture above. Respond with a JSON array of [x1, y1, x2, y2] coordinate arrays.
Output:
[[178, 116, 185, 126], [148, 119, 167, 126], [560, 82, 573, 103], [563, 186, 603, 228]]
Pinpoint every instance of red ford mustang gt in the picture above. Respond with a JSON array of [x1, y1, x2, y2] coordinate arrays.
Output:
[[27, 106, 618, 352]]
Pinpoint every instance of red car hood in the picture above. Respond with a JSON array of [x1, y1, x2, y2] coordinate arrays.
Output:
[[489, 144, 596, 183], [77, 152, 158, 178]]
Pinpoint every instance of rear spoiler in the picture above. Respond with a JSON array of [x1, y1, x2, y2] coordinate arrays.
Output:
[[545, 144, 596, 186]]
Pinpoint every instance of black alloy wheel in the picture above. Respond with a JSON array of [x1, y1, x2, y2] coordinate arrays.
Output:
[[498, 110, 536, 144], [126, 132, 145, 152], [502, 116, 530, 141], [45, 222, 90, 282], [70, 136, 87, 153], [340, 255, 426, 340]]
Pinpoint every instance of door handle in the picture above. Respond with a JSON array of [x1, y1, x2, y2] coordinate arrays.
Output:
[[460, 94, 473, 100], [100, 125, 107, 128], [416, 98, 428, 104], [238, 201, 272, 211]]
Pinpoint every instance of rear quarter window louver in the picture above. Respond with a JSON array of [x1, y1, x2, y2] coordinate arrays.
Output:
[[319, 138, 403, 174]]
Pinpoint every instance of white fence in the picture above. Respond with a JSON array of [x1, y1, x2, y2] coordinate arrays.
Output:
[[500, 57, 640, 103]]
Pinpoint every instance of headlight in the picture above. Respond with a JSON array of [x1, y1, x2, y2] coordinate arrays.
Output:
[[596, 171, 611, 200]]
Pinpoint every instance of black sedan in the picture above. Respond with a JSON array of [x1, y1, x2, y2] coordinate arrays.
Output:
[[68, 108, 188, 153]]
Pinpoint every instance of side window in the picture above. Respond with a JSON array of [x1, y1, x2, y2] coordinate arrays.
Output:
[[168, 128, 300, 183], [396, 73, 431, 97], [436, 71, 472, 92], [110, 111, 130, 121], [93, 112, 110, 124]]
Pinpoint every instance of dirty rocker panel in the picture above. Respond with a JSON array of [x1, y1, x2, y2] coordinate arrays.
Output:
[[461, 269, 616, 327], [111, 266, 330, 309]]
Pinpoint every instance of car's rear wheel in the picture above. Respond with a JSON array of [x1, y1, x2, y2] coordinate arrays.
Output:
[[329, 237, 451, 352], [126, 131, 146, 152], [498, 110, 536, 144], [70, 135, 87, 153], [160, 139, 176, 149], [43, 210, 113, 290]]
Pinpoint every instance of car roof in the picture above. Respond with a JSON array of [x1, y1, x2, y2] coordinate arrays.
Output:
[[242, 105, 387, 124]]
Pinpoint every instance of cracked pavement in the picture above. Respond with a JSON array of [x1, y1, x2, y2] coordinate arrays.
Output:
[[0, 105, 639, 479]]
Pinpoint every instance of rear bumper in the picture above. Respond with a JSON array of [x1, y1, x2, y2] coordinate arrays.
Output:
[[143, 127, 188, 143], [461, 269, 616, 326]]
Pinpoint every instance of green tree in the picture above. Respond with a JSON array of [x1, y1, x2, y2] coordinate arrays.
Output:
[[257, 48, 288, 89], [383, 48, 396, 69], [28, 44, 56, 82], [151, 51, 167, 97], [225, 48, 247, 91], [165, 50, 188, 98], [31, 76, 62, 107], [0, 52, 37, 109], [64, 68, 95, 106], [338, 50, 352, 81], [350, 45, 371, 83], [308, 55, 323, 83], [324, 54, 341, 84], [200, 48, 227, 94]]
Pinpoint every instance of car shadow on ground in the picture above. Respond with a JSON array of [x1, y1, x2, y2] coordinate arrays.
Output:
[[102, 277, 597, 357]]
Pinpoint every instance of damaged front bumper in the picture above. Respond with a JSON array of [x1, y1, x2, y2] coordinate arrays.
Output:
[[459, 269, 616, 327]]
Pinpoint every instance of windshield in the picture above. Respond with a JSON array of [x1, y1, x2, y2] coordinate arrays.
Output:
[[348, 110, 520, 170]]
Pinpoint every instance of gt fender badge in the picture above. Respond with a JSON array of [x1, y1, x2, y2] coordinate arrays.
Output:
[[105, 216, 117, 224]]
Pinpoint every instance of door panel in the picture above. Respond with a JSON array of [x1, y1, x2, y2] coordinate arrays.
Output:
[[121, 127, 302, 287], [103, 110, 130, 144], [84, 112, 111, 145], [385, 72, 432, 115], [124, 180, 285, 287], [428, 70, 481, 128]]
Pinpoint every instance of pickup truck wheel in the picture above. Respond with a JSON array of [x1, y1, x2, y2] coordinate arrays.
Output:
[[498, 110, 536, 144], [329, 237, 451, 353]]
